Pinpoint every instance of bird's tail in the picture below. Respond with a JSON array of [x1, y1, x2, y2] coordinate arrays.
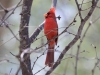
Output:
[[45, 42, 55, 67]]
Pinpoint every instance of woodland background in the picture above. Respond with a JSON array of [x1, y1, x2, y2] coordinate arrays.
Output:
[[0, 0, 100, 75]]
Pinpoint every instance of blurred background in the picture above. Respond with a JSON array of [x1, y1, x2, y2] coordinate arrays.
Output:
[[0, 0, 100, 75]]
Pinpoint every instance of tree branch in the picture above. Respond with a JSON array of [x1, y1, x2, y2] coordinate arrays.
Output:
[[75, 21, 91, 75]]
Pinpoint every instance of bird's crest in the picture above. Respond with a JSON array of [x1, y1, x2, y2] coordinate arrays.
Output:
[[49, 7, 55, 13]]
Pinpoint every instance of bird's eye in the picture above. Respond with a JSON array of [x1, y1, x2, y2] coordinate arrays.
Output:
[[47, 12, 50, 15]]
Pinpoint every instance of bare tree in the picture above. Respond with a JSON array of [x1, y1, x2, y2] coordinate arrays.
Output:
[[0, 0, 100, 75]]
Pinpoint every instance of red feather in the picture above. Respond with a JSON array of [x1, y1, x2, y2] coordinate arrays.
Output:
[[44, 7, 58, 67]]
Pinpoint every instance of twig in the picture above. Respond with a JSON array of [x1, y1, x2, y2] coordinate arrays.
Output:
[[0, 0, 21, 41], [0, 4, 22, 12], [15, 66, 21, 75], [92, 59, 100, 75], [29, 21, 44, 43], [75, 0, 83, 19], [0, 33, 18, 47], [75, 20, 91, 75], [9, 68, 12, 75], [6, 25, 19, 41], [33, 66, 47, 75], [80, 1, 92, 5], [91, 44, 98, 59], [81, 6, 91, 11], [80, 0, 85, 8], [0, 59, 18, 65], [31, 50, 46, 70], [0, 3, 6, 10], [0, 0, 22, 25]]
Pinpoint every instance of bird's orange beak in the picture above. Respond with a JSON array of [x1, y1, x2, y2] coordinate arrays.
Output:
[[44, 13, 47, 17]]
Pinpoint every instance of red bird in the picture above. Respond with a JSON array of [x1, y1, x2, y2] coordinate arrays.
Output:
[[44, 7, 58, 67]]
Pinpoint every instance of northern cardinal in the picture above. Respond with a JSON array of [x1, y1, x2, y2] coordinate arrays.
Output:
[[44, 7, 58, 67]]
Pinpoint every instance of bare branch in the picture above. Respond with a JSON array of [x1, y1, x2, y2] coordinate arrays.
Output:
[[0, 0, 22, 25], [29, 21, 44, 44], [15, 66, 21, 75], [75, 0, 83, 19], [0, 33, 18, 47], [0, 4, 22, 12], [75, 21, 91, 75], [9, 68, 12, 75], [33, 66, 47, 75], [6, 25, 19, 41], [92, 59, 100, 75]]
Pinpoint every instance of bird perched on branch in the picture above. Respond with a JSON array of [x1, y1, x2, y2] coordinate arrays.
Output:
[[44, 7, 58, 67]]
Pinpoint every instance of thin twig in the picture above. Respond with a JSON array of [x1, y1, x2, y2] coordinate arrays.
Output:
[[75, 0, 83, 19], [75, 20, 91, 75], [92, 59, 100, 75], [6, 25, 19, 41], [9, 68, 12, 75], [0, 4, 22, 12], [33, 66, 47, 75], [31, 50, 46, 70], [15, 66, 21, 75], [0, 33, 18, 47], [0, 0, 22, 25]]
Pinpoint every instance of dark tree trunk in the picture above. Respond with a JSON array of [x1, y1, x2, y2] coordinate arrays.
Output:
[[19, 0, 33, 75]]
